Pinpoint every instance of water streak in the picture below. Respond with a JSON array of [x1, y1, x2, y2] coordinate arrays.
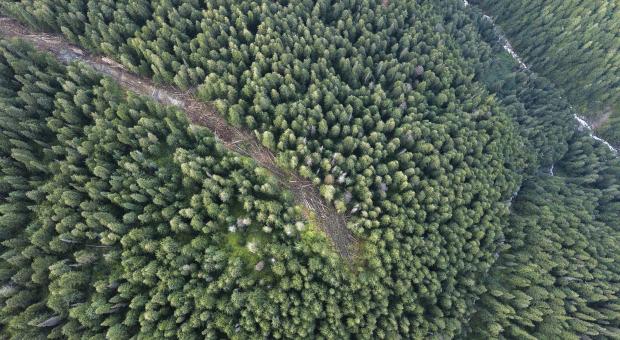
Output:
[[464, 0, 617, 154], [480, 15, 528, 69], [574, 114, 618, 153]]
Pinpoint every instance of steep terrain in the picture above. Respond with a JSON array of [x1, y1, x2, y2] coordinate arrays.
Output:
[[0, 16, 358, 259], [472, 0, 620, 147]]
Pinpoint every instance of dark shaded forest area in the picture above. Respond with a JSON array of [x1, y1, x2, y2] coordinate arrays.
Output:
[[0, 0, 618, 339], [473, 0, 620, 147]]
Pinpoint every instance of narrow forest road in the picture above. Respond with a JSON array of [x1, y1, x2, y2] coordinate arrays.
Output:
[[0, 16, 359, 260]]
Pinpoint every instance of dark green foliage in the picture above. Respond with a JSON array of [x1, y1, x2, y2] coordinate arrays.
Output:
[[465, 134, 620, 339], [1, 0, 619, 339], [472, 0, 620, 146], [0, 40, 376, 339], [0, 40, 65, 339], [427, 0, 576, 167], [2, 1, 536, 337]]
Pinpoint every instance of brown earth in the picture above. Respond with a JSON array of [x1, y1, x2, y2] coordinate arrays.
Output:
[[589, 108, 611, 130], [0, 16, 359, 260]]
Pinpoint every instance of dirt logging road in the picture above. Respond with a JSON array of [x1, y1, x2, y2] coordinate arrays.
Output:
[[0, 16, 359, 260]]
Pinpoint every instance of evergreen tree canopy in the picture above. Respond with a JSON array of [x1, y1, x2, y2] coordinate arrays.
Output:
[[0, 0, 619, 338]]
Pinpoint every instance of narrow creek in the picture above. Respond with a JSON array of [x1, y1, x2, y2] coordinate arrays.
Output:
[[464, 0, 618, 155]]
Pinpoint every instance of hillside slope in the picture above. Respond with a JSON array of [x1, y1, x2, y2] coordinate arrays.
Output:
[[0, 0, 619, 339], [472, 0, 620, 147]]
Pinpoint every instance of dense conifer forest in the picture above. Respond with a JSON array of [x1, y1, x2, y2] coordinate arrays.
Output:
[[0, 0, 618, 339], [472, 0, 620, 147]]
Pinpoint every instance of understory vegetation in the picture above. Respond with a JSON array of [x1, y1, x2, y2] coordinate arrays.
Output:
[[0, 0, 619, 339]]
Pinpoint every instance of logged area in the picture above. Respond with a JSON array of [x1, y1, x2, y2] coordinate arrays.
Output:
[[0, 1, 619, 339], [0, 16, 358, 260]]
